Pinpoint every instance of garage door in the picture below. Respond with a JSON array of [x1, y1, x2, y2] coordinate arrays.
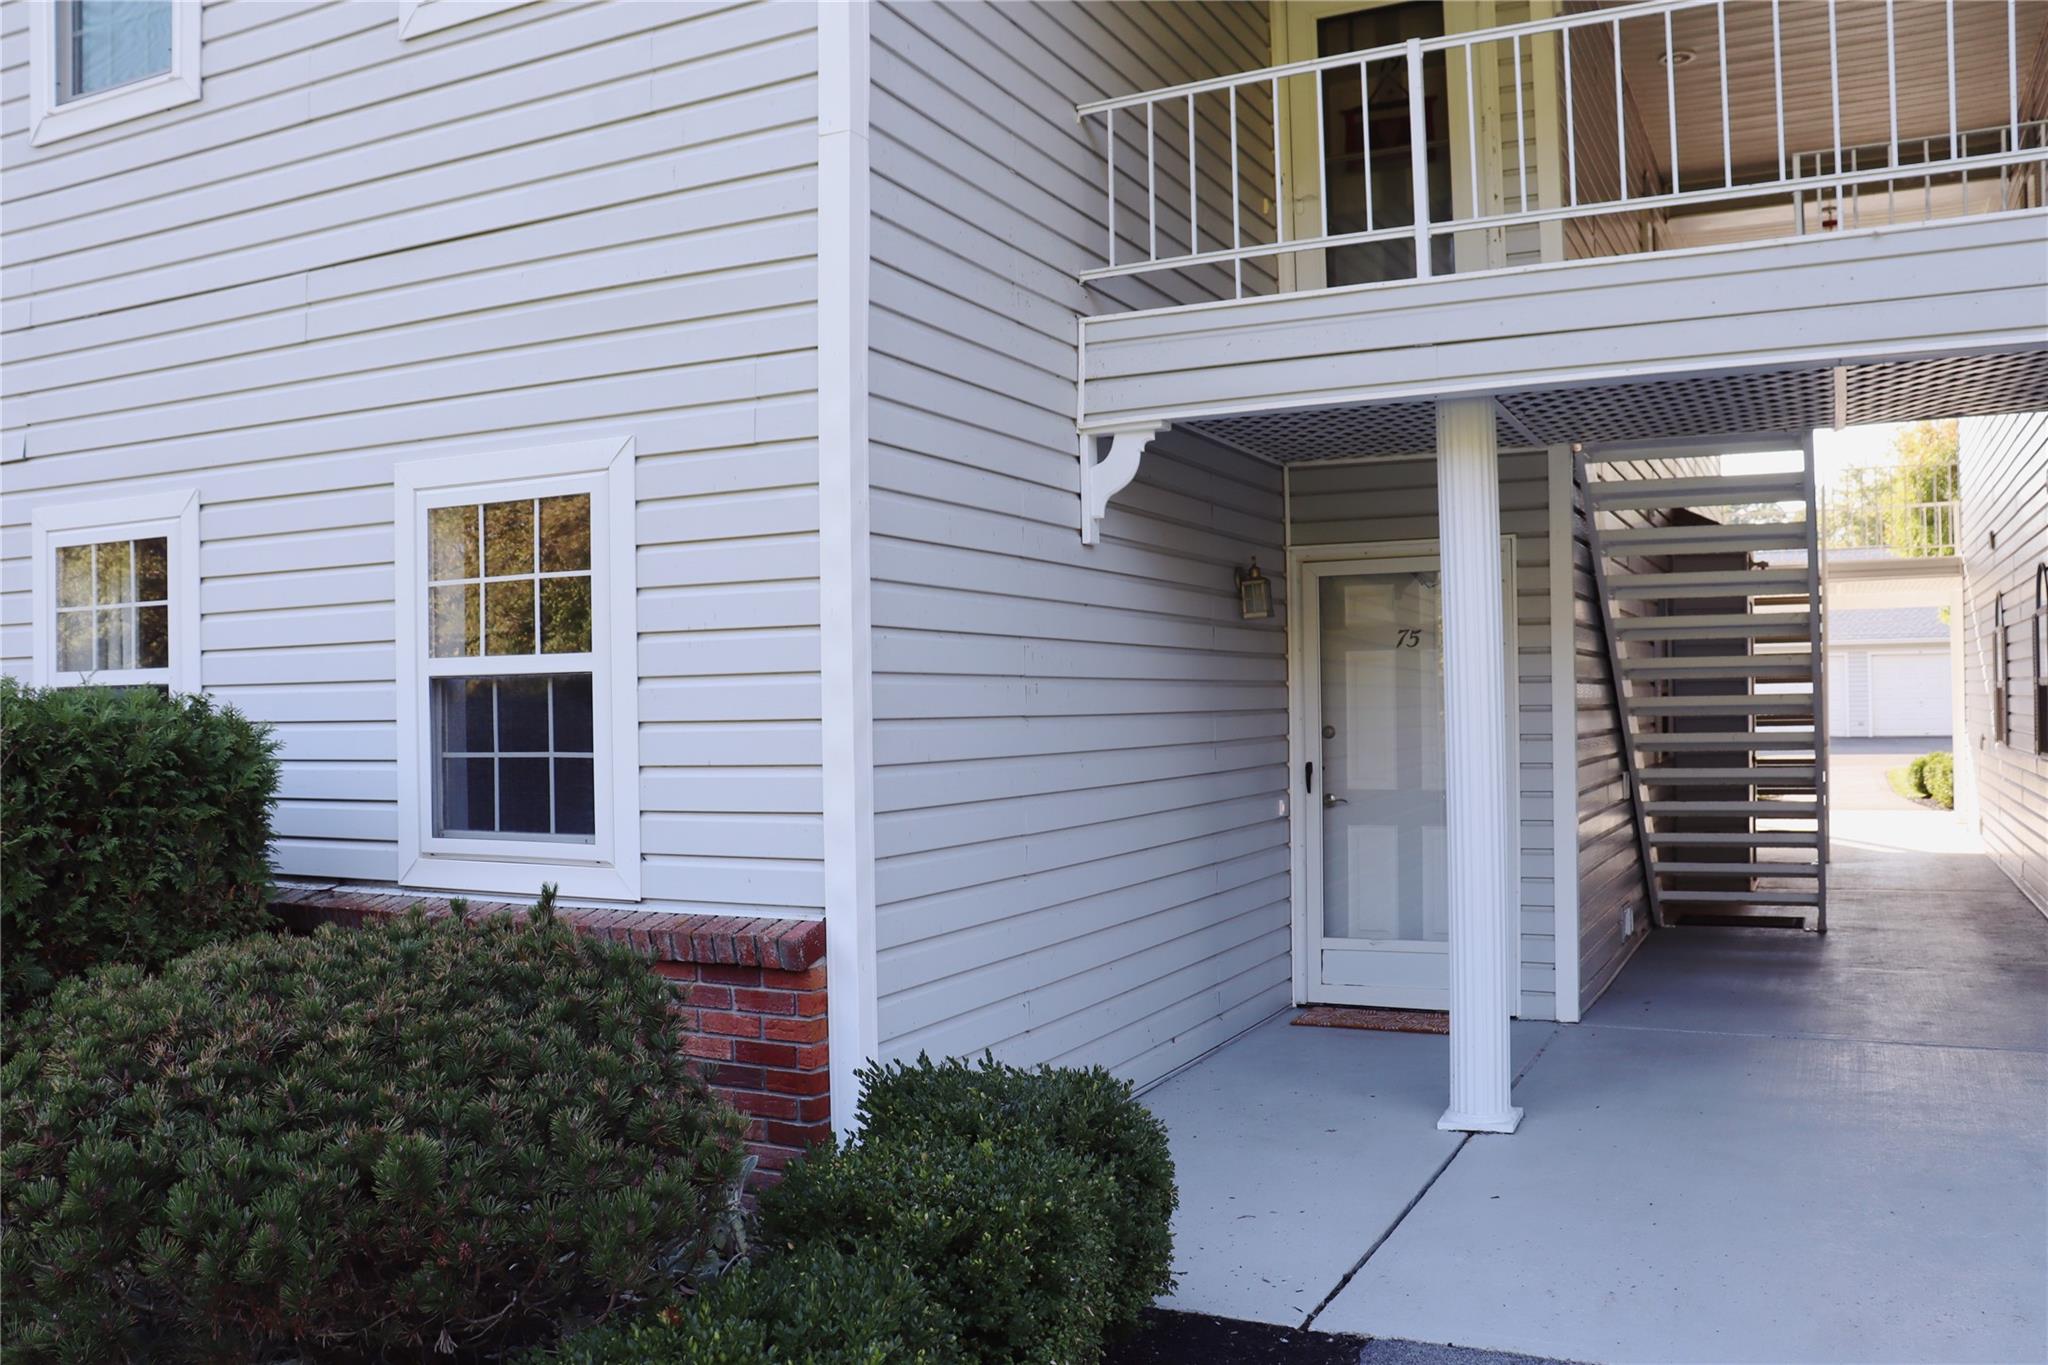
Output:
[[1869, 651, 1950, 737]]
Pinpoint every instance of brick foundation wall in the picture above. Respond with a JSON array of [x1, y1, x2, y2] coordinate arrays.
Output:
[[269, 885, 829, 1180]]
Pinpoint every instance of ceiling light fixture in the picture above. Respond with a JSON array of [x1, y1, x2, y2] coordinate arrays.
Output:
[[1660, 48, 1697, 67]]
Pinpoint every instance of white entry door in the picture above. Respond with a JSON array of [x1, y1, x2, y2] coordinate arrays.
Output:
[[1299, 546, 1514, 1009]]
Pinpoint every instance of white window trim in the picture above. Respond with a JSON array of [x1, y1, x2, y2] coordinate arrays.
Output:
[[30, 489, 201, 692], [394, 436, 640, 903], [396, 0, 541, 40], [27, 1, 202, 147]]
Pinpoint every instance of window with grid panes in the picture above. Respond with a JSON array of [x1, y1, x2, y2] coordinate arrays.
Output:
[[424, 494, 596, 842]]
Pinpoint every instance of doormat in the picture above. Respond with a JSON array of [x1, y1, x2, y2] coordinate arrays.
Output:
[[1292, 1005, 1448, 1035]]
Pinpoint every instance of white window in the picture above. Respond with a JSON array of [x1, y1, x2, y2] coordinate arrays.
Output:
[[394, 437, 639, 901], [396, 0, 541, 40], [30, 489, 200, 692], [28, 1, 201, 146]]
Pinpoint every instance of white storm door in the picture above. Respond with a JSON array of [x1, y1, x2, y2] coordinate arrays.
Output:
[[1301, 547, 1514, 1009]]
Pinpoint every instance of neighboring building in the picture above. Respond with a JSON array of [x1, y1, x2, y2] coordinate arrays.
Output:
[[1957, 412, 2047, 915], [1826, 606, 1952, 740], [4, 0, 2045, 1156]]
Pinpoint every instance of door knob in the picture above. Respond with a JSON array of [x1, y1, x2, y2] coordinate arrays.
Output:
[[1323, 795, 1349, 808]]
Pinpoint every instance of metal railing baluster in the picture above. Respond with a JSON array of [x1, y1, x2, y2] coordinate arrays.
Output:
[[1563, 29, 1576, 207], [1407, 37, 1432, 277], [1514, 34, 1528, 211], [1188, 91, 1198, 258], [1717, 1, 1731, 188], [1146, 101, 1157, 261], [1615, 19, 1627, 201], [1361, 57, 1375, 231], [1105, 109, 1115, 268], [1665, 10, 1679, 194], [1947, 0, 1959, 161], [1229, 84, 1241, 297]]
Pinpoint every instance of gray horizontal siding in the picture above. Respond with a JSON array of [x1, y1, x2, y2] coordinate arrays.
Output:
[[0, 0, 825, 913], [1959, 411, 2047, 914], [868, 0, 1286, 1089], [1288, 452, 1559, 1020]]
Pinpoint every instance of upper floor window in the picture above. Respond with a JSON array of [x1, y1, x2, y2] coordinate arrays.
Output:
[[57, 1, 172, 102], [31, 490, 200, 693], [394, 438, 640, 902], [29, 0, 200, 146]]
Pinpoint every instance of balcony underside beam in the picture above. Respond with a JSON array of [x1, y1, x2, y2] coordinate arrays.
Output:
[[1078, 212, 2048, 446]]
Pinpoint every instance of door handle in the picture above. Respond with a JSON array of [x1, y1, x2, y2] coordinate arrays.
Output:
[[1323, 795, 1349, 808]]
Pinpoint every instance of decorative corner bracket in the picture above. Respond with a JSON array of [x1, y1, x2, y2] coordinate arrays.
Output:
[[1078, 423, 1164, 545]]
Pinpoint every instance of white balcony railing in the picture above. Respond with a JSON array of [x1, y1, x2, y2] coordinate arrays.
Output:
[[1075, 0, 2047, 299], [1822, 462, 1960, 558]]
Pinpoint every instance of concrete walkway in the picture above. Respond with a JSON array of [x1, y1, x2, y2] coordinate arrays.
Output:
[[1145, 806, 2047, 1364]]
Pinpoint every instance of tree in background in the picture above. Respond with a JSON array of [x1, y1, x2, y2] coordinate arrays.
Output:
[[1822, 419, 1959, 555], [1880, 419, 1959, 557]]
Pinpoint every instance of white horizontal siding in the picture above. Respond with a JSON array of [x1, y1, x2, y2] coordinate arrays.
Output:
[[1958, 411, 2047, 914], [868, 0, 1286, 1089], [1288, 452, 1559, 1019], [0, 0, 825, 915]]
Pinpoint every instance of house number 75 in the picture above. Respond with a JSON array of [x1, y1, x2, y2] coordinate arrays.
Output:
[[1394, 629, 1422, 648]]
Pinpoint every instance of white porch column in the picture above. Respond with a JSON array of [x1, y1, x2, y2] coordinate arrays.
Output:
[[1434, 397, 1523, 1134]]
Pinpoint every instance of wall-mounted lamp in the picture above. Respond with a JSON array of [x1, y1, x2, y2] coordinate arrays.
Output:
[[1236, 558, 1272, 620]]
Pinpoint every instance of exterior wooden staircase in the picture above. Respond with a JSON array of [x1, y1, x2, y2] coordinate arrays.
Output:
[[1579, 443, 1829, 932]]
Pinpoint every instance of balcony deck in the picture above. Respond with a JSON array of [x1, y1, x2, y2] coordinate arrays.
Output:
[[1072, 0, 2048, 447], [1079, 209, 2048, 449]]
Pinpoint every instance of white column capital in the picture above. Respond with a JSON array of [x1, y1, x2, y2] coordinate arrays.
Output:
[[1434, 396, 1523, 1135]]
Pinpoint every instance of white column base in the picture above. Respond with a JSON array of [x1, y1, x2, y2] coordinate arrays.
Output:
[[1439, 1105, 1525, 1134]]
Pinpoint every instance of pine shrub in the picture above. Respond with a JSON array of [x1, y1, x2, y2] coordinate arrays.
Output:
[[1, 679, 279, 1013], [758, 1135, 1119, 1365], [548, 1242, 957, 1365], [854, 1055, 1178, 1338], [1, 897, 748, 1362], [1922, 750, 1955, 809], [1906, 754, 1930, 797]]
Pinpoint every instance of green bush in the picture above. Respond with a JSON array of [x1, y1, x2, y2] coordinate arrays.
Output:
[[1906, 754, 1931, 797], [854, 1055, 1177, 1338], [548, 1243, 957, 1365], [1922, 750, 1955, 809], [1, 897, 748, 1362], [1, 679, 279, 1013], [759, 1135, 1119, 1364]]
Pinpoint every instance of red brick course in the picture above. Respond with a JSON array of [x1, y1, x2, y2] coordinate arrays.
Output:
[[268, 884, 830, 1179]]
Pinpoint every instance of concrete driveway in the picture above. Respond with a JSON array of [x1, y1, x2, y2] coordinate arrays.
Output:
[[1143, 804, 2047, 1364]]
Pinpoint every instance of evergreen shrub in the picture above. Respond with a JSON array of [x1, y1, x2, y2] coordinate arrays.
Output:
[[1921, 750, 1955, 808], [1, 678, 279, 1013], [0, 897, 748, 1362], [854, 1055, 1177, 1338]]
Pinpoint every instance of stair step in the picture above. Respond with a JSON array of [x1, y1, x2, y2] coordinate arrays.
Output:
[[1584, 471, 1809, 508], [1601, 522, 1812, 555], [1653, 861, 1823, 877], [1660, 888, 1824, 907], [1611, 612, 1813, 639], [1623, 656, 1813, 678], [1647, 831, 1822, 846], [1635, 733, 1815, 751], [1644, 800, 1818, 816], [1639, 766, 1816, 784], [1605, 567, 1811, 599], [1631, 696, 1813, 716]]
